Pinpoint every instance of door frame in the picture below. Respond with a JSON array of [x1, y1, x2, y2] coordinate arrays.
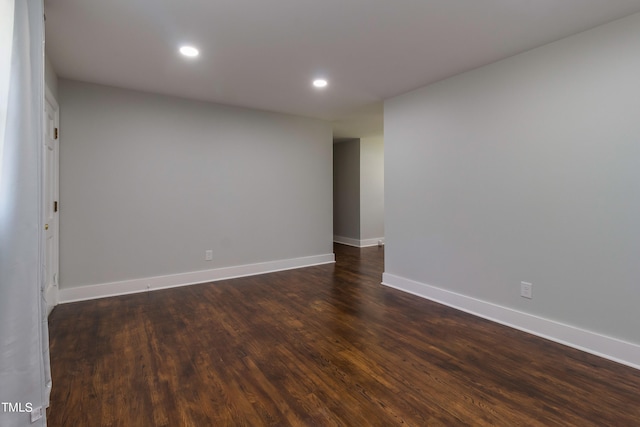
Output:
[[44, 85, 59, 314]]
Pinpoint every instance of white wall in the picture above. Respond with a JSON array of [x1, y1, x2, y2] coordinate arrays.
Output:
[[333, 139, 360, 241], [384, 13, 640, 365], [44, 54, 57, 98], [59, 80, 333, 291], [360, 135, 384, 242]]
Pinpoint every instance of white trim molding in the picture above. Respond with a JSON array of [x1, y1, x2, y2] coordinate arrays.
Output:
[[334, 235, 384, 248], [60, 253, 335, 303], [360, 238, 384, 248], [333, 235, 361, 247], [382, 272, 640, 370]]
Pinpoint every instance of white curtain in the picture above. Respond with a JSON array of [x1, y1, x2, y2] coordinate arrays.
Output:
[[0, 0, 50, 426]]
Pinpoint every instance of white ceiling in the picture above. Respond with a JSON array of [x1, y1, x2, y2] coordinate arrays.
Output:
[[45, 0, 640, 137]]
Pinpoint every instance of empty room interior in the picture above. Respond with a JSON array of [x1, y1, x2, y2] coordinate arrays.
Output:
[[3, 0, 640, 426]]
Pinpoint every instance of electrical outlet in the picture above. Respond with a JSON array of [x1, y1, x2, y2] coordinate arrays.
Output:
[[205, 250, 213, 261], [521, 281, 532, 299]]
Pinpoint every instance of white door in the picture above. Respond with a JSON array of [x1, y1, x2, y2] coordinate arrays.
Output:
[[44, 87, 59, 314]]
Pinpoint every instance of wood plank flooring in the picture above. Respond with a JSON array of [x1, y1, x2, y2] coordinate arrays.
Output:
[[48, 244, 640, 426]]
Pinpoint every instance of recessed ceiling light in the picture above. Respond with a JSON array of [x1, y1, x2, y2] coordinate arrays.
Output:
[[179, 46, 199, 58], [313, 79, 328, 88]]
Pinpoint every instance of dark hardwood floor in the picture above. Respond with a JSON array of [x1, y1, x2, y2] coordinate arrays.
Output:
[[48, 244, 640, 426]]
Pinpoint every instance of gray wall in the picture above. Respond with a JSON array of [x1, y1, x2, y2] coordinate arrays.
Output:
[[333, 139, 360, 240], [385, 13, 640, 344], [59, 80, 333, 289], [360, 135, 384, 241], [45, 54, 58, 98]]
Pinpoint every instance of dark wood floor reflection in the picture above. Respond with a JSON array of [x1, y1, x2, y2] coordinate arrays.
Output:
[[48, 244, 640, 426]]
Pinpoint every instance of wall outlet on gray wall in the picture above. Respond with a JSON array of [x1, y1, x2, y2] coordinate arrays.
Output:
[[521, 282, 532, 299]]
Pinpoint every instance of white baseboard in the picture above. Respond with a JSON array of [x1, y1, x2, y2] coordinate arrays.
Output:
[[360, 237, 384, 248], [59, 253, 335, 304], [382, 272, 640, 370], [333, 235, 361, 247], [334, 235, 384, 248]]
